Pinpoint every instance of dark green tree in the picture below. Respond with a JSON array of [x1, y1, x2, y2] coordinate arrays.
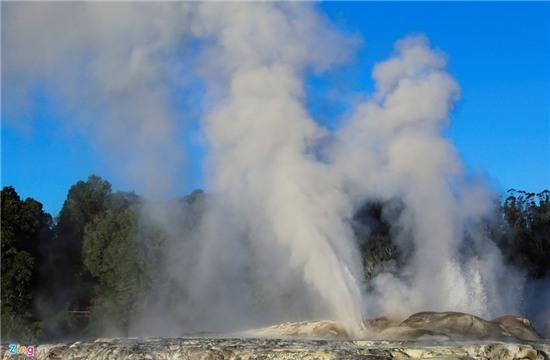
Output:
[[38, 175, 113, 339], [82, 192, 167, 336], [83, 206, 138, 334], [497, 189, 550, 278], [1, 186, 53, 342]]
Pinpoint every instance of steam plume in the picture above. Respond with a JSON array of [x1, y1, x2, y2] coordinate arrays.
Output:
[[194, 3, 365, 335], [2, 2, 525, 337], [3, 2, 192, 195], [330, 36, 522, 319]]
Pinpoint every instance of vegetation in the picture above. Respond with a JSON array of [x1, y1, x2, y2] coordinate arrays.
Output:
[[354, 191, 550, 281], [1, 187, 53, 342], [496, 190, 550, 278], [352, 200, 403, 280], [1, 176, 548, 342]]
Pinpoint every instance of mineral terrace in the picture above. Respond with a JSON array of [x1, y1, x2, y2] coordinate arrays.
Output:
[[2, 312, 548, 359]]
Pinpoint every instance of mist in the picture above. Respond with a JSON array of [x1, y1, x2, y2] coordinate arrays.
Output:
[[2, 2, 534, 338], [329, 36, 523, 320]]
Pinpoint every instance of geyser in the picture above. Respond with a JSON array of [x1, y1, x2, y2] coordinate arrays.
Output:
[[3, 2, 528, 338], [330, 35, 524, 321], [197, 3, 366, 336]]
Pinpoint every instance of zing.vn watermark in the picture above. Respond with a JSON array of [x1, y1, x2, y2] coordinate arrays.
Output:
[[7, 344, 35, 357]]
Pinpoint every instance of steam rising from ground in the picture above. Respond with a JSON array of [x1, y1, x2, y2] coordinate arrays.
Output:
[[3, 2, 526, 337], [331, 36, 523, 320]]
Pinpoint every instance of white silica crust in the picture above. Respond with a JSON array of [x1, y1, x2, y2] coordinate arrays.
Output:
[[4, 338, 548, 360]]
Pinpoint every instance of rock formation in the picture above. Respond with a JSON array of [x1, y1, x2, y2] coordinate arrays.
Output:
[[246, 312, 542, 343], [2, 312, 547, 359], [492, 316, 542, 342], [376, 312, 542, 342], [244, 320, 349, 339]]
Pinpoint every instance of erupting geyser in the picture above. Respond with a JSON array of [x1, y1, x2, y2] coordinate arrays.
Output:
[[191, 4, 522, 336], [3, 2, 539, 341]]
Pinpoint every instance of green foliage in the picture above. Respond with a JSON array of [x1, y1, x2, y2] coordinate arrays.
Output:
[[353, 200, 402, 281], [1, 312, 42, 344], [38, 175, 114, 340], [354, 191, 550, 283], [496, 190, 550, 278], [82, 192, 167, 336], [83, 207, 140, 334], [58, 175, 113, 234], [1, 186, 52, 342]]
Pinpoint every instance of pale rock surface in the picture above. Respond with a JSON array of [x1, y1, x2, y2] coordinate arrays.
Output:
[[377, 312, 542, 342], [2, 337, 549, 360], [2, 312, 547, 359], [243, 320, 349, 339], [492, 316, 541, 342]]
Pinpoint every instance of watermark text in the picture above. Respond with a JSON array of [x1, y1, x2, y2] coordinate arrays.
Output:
[[7, 344, 35, 357]]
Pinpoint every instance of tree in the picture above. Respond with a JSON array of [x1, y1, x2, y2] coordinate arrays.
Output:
[[38, 175, 113, 339], [82, 192, 167, 336], [497, 189, 550, 278], [81, 189, 205, 336], [1, 187, 53, 342], [83, 206, 138, 334]]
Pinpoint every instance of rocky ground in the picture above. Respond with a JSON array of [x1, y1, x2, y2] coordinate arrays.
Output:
[[2, 337, 549, 360], [2, 312, 548, 359]]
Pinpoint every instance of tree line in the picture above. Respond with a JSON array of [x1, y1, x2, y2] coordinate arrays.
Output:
[[1, 175, 549, 342]]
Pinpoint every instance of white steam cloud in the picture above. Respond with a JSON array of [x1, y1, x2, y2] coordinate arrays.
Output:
[[330, 36, 523, 320], [2, 2, 525, 337], [3, 2, 192, 195], [194, 3, 365, 335]]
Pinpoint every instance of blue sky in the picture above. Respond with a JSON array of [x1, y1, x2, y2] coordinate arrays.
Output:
[[2, 2, 549, 216]]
